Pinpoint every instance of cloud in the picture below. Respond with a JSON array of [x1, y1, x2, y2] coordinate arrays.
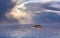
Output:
[[20, 1, 60, 24], [0, 0, 60, 38], [6, 0, 60, 24], [6, 6, 33, 24], [0, 0, 60, 24], [23, 0, 52, 3], [0, 0, 17, 24]]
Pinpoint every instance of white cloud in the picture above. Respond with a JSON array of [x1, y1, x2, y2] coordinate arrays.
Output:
[[6, 0, 60, 24], [49, 1, 60, 8]]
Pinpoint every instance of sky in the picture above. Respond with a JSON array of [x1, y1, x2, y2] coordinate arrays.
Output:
[[0, 0, 60, 38], [0, 0, 60, 25], [0, 0, 60, 28], [0, 0, 60, 24], [5, 0, 60, 24]]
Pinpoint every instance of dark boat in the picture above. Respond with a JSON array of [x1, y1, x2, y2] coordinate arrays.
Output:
[[32, 25, 43, 28]]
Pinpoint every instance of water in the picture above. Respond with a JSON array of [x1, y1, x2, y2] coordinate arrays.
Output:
[[0, 0, 60, 38], [0, 24, 60, 38]]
